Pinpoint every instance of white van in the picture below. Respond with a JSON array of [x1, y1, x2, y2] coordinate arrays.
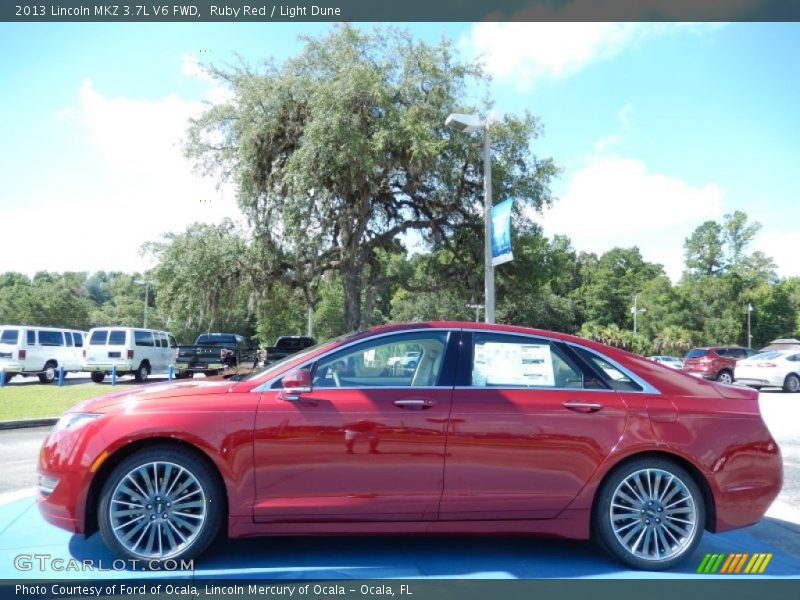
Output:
[[84, 327, 178, 383], [0, 325, 88, 384]]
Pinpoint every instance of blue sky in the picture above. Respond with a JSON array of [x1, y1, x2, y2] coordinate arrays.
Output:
[[1, 22, 798, 280]]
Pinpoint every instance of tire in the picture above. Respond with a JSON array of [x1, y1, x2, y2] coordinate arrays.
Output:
[[38, 362, 57, 384], [784, 373, 800, 393], [91, 372, 105, 384], [134, 362, 150, 383], [98, 446, 225, 563], [716, 370, 733, 384], [594, 457, 705, 570]]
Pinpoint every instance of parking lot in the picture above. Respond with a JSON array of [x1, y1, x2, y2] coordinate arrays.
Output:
[[0, 391, 798, 579]]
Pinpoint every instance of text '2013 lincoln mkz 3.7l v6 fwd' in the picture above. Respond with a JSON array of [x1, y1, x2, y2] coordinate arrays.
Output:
[[37, 322, 782, 570]]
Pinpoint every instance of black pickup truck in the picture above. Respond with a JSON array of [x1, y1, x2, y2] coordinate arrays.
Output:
[[264, 336, 316, 364], [175, 333, 254, 377]]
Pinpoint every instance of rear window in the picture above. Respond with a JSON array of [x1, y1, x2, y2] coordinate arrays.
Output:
[[686, 349, 708, 358], [0, 329, 19, 345], [74, 332, 84, 348], [135, 330, 154, 347], [27, 330, 36, 344], [109, 330, 127, 345], [196, 334, 235, 346], [39, 331, 64, 346], [90, 330, 109, 345], [64, 332, 74, 347]]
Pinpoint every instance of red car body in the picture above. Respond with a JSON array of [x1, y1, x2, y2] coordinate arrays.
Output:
[[38, 322, 781, 551], [682, 346, 756, 382]]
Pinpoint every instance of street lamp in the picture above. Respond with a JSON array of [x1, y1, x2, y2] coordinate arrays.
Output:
[[446, 112, 495, 323], [134, 279, 149, 328], [631, 294, 646, 334], [747, 303, 754, 348]]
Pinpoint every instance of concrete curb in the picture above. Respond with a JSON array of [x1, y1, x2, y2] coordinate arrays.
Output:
[[0, 418, 57, 431]]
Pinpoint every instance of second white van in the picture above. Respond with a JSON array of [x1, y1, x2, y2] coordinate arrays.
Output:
[[83, 327, 178, 383]]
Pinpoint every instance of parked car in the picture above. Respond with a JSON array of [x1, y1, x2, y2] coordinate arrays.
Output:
[[264, 335, 316, 364], [734, 350, 800, 392], [175, 333, 253, 377], [38, 322, 782, 570], [0, 325, 88, 383], [681, 346, 757, 384], [647, 355, 683, 369], [83, 327, 178, 383]]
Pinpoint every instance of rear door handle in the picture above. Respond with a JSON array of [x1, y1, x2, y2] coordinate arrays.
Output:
[[394, 399, 436, 410], [563, 401, 604, 413]]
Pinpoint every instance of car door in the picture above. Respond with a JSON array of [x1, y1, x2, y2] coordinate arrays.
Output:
[[253, 329, 459, 522], [439, 331, 630, 520]]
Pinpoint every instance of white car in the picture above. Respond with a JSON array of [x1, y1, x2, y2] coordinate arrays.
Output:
[[734, 350, 800, 392], [648, 355, 684, 369], [84, 327, 178, 383], [0, 325, 88, 384]]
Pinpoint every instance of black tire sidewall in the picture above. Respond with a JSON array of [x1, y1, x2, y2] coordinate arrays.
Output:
[[38, 363, 56, 384], [716, 370, 733, 384], [91, 372, 105, 383], [98, 446, 225, 564], [785, 374, 800, 393], [594, 458, 706, 571]]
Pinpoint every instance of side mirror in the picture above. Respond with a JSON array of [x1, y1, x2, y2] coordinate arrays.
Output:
[[279, 368, 312, 402]]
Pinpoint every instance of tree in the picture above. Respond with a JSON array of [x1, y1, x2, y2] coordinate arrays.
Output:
[[684, 221, 725, 276], [185, 25, 558, 331]]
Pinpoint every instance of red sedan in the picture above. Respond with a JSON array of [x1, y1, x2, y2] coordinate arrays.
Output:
[[37, 322, 782, 570]]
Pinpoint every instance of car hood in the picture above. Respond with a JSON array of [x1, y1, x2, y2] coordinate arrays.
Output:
[[69, 379, 234, 414]]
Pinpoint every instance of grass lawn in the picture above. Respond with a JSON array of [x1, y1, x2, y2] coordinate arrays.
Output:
[[0, 384, 111, 421]]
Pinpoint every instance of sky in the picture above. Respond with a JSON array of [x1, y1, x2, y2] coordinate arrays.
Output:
[[0, 22, 798, 282]]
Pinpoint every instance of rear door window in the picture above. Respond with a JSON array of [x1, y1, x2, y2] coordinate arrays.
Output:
[[0, 329, 19, 345], [27, 330, 36, 345], [90, 330, 109, 345], [64, 332, 74, 347], [571, 346, 644, 392], [74, 333, 84, 348], [109, 330, 127, 346]]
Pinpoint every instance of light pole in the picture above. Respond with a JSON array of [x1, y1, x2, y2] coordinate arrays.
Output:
[[446, 112, 495, 324], [631, 294, 646, 334], [134, 279, 149, 328], [747, 303, 754, 348]]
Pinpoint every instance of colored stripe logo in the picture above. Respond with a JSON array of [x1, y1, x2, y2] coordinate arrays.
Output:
[[697, 552, 773, 574]]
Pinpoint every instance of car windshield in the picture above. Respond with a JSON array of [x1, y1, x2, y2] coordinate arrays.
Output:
[[686, 349, 708, 358], [243, 331, 359, 381]]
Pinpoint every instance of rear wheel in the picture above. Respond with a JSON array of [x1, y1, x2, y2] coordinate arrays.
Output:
[[91, 372, 105, 384], [38, 362, 57, 384], [98, 446, 225, 563], [134, 363, 150, 383], [716, 370, 733, 384], [784, 373, 800, 393], [594, 458, 705, 570]]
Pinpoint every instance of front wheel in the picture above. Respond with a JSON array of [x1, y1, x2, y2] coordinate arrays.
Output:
[[594, 458, 705, 570], [98, 446, 225, 563], [90, 372, 105, 384], [784, 373, 800, 393]]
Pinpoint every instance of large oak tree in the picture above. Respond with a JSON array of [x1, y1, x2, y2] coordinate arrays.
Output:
[[185, 25, 558, 330]]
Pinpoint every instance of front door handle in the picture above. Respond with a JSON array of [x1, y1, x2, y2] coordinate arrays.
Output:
[[563, 401, 604, 413], [394, 399, 436, 410]]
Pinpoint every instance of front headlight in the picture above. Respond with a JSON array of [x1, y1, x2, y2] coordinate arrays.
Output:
[[53, 412, 102, 433]]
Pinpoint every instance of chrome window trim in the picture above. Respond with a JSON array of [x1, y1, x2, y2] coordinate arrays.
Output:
[[251, 326, 661, 395], [251, 327, 455, 392]]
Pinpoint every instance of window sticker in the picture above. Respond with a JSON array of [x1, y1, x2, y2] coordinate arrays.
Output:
[[473, 342, 555, 387]]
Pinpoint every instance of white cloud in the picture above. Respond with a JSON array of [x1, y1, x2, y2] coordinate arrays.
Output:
[[754, 229, 800, 279], [0, 78, 239, 276], [538, 156, 726, 280], [181, 52, 235, 104], [593, 134, 623, 152], [462, 23, 716, 89]]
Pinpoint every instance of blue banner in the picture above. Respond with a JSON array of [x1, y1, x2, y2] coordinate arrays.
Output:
[[490, 199, 514, 266]]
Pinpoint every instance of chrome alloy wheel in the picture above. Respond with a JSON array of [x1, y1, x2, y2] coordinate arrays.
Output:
[[108, 461, 207, 559], [609, 468, 698, 562]]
